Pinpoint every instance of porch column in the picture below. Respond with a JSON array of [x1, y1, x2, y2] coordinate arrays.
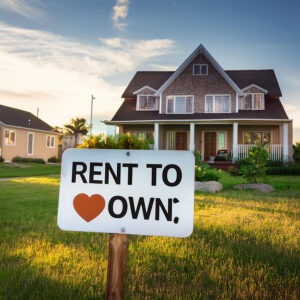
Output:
[[154, 123, 159, 150], [283, 123, 289, 162], [189, 123, 195, 152], [232, 122, 238, 161]]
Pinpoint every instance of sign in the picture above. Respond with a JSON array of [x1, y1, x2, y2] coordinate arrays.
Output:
[[58, 149, 194, 238]]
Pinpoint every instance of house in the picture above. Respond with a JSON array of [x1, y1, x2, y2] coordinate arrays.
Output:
[[0, 104, 59, 162], [106, 44, 293, 161]]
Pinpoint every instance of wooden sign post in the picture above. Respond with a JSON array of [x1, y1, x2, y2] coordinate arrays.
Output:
[[105, 234, 129, 300]]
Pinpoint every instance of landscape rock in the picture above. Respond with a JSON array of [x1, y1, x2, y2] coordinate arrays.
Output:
[[234, 183, 275, 193], [195, 181, 223, 193]]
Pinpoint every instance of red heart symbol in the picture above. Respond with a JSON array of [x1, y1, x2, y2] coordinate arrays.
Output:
[[73, 193, 105, 222]]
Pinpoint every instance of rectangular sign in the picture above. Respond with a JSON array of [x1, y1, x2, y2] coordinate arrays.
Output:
[[57, 149, 194, 237]]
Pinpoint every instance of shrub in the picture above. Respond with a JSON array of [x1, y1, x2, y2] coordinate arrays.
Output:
[[195, 163, 222, 182], [0, 156, 4, 163], [79, 133, 150, 150], [238, 145, 269, 183], [47, 156, 60, 163], [293, 143, 300, 162], [12, 156, 46, 164]]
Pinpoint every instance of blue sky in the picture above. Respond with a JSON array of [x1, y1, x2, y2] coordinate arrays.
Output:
[[0, 0, 299, 140]]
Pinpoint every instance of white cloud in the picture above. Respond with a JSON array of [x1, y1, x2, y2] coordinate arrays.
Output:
[[0, 22, 174, 131], [0, 0, 46, 21], [112, 0, 129, 30]]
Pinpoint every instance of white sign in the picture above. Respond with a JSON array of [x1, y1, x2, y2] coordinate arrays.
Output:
[[57, 149, 194, 238]]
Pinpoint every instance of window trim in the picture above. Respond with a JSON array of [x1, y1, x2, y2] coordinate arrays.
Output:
[[4, 129, 16, 145], [205, 94, 231, 113], [193, 64, 208, 76], [46, 135, 55, 149], [136, 94, 158, 111], [27, 132, 34, 155], [166, 95, 194, 114], [241, 93, 265, 110]]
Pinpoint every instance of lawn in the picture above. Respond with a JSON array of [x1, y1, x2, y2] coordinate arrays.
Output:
[[0, 162, 61, 178], [0, 174, 299, 299]]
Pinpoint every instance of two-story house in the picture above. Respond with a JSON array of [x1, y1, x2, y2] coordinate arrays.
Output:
[[0, 104, 59, 162], [106, 44, 293, 161]]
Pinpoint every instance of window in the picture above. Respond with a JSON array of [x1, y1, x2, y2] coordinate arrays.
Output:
[[218, 131, 226, 149], [205, 95, 231, 113], [167, 96, 194, 114], [243, 131, 270, 145], [46, 135, 55, 148], [137, 95, 157, 110], [4, 129, 16, 145], [241, 93, 264, 110], [27, 133, 34, 155], [132, 131, 153, 141], [193, 64, 208, 75]]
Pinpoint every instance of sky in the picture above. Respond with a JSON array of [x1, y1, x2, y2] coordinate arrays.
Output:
[[0, 0, 299, 141]]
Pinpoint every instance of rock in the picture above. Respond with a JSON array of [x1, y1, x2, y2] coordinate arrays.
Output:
[[234, 183, 274, 193], [195, 181, 223, 193]]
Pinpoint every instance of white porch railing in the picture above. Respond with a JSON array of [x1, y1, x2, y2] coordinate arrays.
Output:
[[237, 144, 283, 160]]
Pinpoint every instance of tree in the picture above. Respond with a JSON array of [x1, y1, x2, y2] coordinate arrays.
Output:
[[64, 117, 89, 147]]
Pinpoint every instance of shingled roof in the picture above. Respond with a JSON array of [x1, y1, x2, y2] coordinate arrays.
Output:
[[0, 104, 54, 132], [121, 69, 282, 99]]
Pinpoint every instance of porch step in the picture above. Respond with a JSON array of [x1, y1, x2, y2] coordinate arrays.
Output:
[[207, 161, 235, 171]]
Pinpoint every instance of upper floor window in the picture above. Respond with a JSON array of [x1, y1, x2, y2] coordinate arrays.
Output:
[[193, 64, 208, 75], [4, 129, 16, 145], [167, 96, 194, 114], [241, 93, 264, 110], [137, 95, 158, 110], [205, 95, 231, 113], [46, 135, 55, 148]]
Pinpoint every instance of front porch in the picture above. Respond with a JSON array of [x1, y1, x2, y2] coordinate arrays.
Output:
[[152, 122, 291, 162]]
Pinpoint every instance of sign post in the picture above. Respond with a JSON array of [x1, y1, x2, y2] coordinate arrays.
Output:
[[57, 149, 195, 298]]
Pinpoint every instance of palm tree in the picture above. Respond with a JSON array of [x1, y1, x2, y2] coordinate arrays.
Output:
[[64, 117, 89, 147]]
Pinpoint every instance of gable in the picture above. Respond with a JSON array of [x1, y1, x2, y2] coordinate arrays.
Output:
[[155, 44, 243, 97]]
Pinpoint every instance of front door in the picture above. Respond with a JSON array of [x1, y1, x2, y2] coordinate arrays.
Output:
[[175, 132, 188, 150], [204, 132, 216, 160]]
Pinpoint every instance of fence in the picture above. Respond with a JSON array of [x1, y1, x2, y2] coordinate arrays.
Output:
[[237, 144, 283, 160]]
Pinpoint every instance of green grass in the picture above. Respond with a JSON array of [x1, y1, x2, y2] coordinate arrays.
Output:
[[0, 162, 61, 178], [0, 175, 299, 299]]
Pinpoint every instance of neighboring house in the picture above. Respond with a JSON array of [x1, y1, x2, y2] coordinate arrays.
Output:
[[107, 44, 293, 161], [0, 104, 59, 162]]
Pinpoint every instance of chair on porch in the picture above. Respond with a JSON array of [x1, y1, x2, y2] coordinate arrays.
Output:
[[214, 149, 228, 161]]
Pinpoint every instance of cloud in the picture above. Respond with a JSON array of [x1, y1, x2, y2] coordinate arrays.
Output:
[[0, 22, 174, 131], [0, 0, 46, 21], [112, 0, 129, 30]]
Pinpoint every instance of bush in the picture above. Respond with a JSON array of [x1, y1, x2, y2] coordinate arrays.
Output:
[[47, 156, 60, 163], [0, 156, 4, 163], [293, 143, 300, 162], [12, 156, 46, 164], [79, 133, 150, 150], [195, 163, 222, 182], [238, 145, 269, 183]]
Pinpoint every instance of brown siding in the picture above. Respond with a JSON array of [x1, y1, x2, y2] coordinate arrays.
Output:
[[161, 53, 236, 113]]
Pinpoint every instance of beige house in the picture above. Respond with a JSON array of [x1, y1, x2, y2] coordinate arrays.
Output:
[[0, 104, 59, 162], [106, 44, 293, 161]]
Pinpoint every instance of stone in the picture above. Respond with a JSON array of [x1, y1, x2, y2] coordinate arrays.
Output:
[[234, 183, 275, 193], [195, 181, 223, 193]]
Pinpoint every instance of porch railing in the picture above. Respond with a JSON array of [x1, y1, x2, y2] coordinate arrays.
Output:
[[237, 144, 283, 161]]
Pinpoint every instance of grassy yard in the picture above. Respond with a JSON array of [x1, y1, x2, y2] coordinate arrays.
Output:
[[0, 174, 299, 299], [0, 162, 61, 178]]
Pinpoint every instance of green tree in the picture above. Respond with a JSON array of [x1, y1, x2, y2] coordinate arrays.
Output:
[[239, 145, 269, 183], [293, 143, 300, 162], [64, 117, 89, 147]]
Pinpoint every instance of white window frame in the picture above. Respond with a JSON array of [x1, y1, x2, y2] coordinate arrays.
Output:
[[205, 95, 231, 113], [166, 95, 194, 114], [4, 129, 16, 145], [193, 64, 208, 75], [136, 95, 158, 111], [241, 93, 264, 110], [46, 135, 55, 148], [27, 132, 34, 155]]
